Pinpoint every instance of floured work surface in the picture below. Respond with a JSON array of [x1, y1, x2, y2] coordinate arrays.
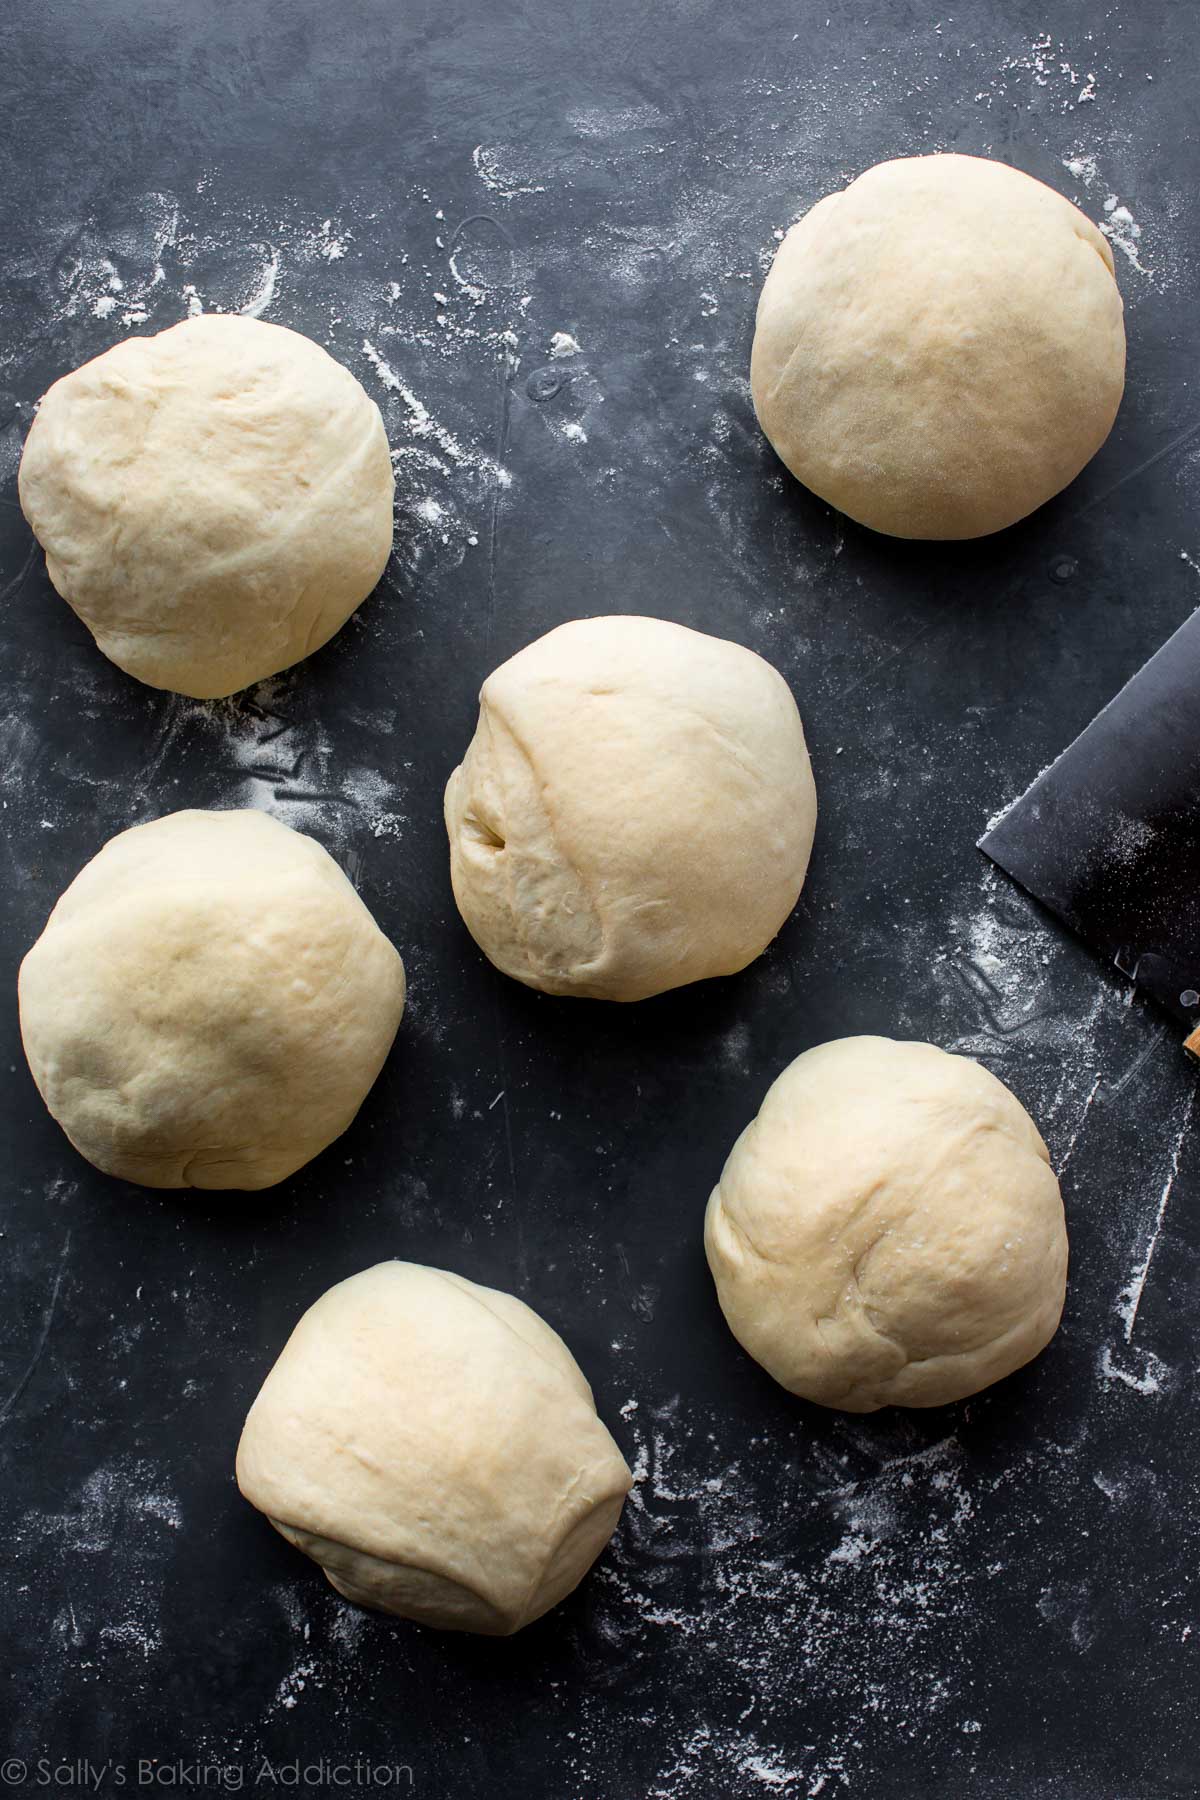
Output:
[[1, 1, 1198, 1795]]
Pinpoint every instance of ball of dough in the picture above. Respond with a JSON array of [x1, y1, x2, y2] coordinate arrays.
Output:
[[236, 1261, 632, 1633], [18, 809, 405, 1189], [18, 315, 394, 698], [705, 1037, 1067, 1411], [750, 153, 1125, 539], [444, 615, 817, 1001]]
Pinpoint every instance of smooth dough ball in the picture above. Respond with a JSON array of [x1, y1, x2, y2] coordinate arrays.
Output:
[[236, 1261, 633, 1634], [18, 809, 405, 1189], [750, 153, 1125, 539], [444, 615, 817, 1001], [18, 315, 394, 698], [705, 1037, 1067, 1411]]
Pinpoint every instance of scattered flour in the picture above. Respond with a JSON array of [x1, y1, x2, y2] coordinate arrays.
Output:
[[239, 244, 280, 317], [1115, 1086, 1195, 1339], [361, 337, 512, 488], [471, 144, 547, 199], [974, 33, 1098, 111], [19, 1457, 182, 1666], [316, 218, 349, 260], [593, 1405, 1005, 1796], [1098, 1344, 1170, 1396], [827, 1531, 873, 1567], [1062, 151, 1099, 186], [274, 1660, 319, 1712], [566, 103, 668, 138], [1100, 193, 1151, 274], [99, 1619, 163, 1658]]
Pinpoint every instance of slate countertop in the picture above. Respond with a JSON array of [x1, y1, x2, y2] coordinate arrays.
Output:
[[1, 2, 1197, 1795]]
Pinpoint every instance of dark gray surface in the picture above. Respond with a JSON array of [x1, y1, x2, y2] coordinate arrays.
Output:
[[2, 2, 1198, 1795]]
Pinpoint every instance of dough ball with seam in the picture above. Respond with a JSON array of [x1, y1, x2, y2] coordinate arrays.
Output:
[[444, 614, 817, 1002], [236, 1260, 632, 1634], [750, 152, 1125, 539], [705, 1036, 1067, 1411], [18, 808, 405, 1190], [18, 314, 394, 698]]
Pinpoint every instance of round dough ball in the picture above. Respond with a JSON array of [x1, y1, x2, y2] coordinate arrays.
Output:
[[18, 315, 394, 698], [750, 153, 1125, 539], [18, 809, 405, 1190], [236, 1261, 632, 1634], [705, 1037, 1067, 1411], [444, 615, 817, 1001]]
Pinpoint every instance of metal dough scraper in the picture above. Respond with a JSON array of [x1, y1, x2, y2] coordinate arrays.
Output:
[[979, 605, 1200, 1057]]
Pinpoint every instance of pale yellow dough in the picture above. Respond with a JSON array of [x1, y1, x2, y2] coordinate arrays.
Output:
[[444, 614, 818, 1001], [705, 1037, 1068, 1411], [750, 153, 1125, 539], [18, 809, 405, 1190], [236, 1261, 633, 1634], [18, 315, 394, 698]]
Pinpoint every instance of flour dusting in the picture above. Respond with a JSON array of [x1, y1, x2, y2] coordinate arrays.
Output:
[[471, 144, 547, 199], [1062, 151, 1099, 186], [1100, 193, 1151, 274]]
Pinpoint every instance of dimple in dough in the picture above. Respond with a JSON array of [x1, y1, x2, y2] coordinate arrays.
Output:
[[444, 614, 818, 1002], [17, 315, 395, 698], [750, 153, 1125, 539], [236, 1261, 633, 1634], [705, 1036, 1068, 1411], [18, 808, 406, 1190]]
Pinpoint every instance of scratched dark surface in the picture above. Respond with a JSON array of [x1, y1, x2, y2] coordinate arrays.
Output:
[[2, 2, 1199, 1796]]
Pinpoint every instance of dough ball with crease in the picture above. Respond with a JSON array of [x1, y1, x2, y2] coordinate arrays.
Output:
[[705, 1037, 1067, 1411], [444, 614, 817, 1002], [18, 315, 394, 698], [18, 809, 405, 1190], [750, 153, 1125, 538], [236, 1261, 632, 1634]]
